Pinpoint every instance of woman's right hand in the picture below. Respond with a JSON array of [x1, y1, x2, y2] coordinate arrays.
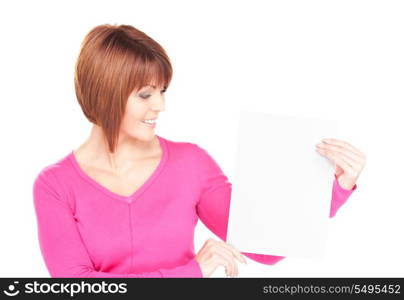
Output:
[[195, 238, 247, 277]]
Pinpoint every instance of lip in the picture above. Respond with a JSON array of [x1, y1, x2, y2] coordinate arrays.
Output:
[[141, 120, 156, 128]]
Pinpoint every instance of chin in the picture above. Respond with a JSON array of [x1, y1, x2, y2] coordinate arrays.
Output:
[[127, 130, 156, 142]]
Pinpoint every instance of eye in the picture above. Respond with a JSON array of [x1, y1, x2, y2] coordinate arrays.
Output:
[[139, 88, 166, 99]]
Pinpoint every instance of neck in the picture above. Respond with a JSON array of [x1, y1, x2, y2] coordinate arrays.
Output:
[[78, 124, 158, 172]]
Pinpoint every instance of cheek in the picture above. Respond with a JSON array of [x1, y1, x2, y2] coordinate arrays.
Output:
[[126, 98, 142, 116], [121, 102, 145, 128]]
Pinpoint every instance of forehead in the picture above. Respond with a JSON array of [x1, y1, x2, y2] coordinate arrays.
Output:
[[143, 84, 164, 89]]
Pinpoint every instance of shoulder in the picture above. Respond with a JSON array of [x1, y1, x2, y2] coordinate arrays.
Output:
[[33, 152, 73, 193], [32, 152, 78, 213], [161, 136, 220, 176], [160, 135, 210, 160]]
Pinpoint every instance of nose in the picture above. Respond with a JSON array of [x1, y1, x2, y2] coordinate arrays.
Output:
[[151, 94, 165, 112]]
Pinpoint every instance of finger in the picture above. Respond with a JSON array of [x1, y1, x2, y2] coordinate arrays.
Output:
[[220, 242, 247, 264], [217, 251, 238, 277], [320, 148, 362, 171], [321, 150, 358, 175], [218, 246, 241, 276], [214, 251, 233, 277], [316, 142, 363, 163], [322, 138, 364, 157], [223, 253, 237, 277], [221, 250, 239, 277], [213, 252, 230, 276]]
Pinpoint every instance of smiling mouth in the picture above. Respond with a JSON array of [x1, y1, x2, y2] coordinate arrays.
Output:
[[141, 120, 156, 128]]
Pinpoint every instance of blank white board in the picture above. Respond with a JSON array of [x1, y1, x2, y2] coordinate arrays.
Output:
[[227, 110, 339, 260]]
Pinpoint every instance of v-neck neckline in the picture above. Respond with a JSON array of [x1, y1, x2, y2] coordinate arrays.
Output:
[[68, 135, 168, 204]]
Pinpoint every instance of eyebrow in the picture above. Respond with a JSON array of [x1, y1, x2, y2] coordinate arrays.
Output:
[[139, 85, 156, 92], [145, 85, 167, 90]]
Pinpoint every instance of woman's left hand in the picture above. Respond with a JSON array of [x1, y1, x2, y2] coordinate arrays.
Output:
[[316, 138, 366, 190]]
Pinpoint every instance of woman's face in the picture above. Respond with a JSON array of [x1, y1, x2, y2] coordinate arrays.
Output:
[[119, 84, 166, 142]]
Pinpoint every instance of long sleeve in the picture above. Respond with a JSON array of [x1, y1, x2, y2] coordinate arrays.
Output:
[[195, 145, 357, 266], [33, 170, 202, 278], [329, 173, 357, 218]]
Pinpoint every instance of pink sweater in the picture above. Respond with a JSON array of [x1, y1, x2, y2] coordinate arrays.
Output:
[[33, 135, 357, 278]]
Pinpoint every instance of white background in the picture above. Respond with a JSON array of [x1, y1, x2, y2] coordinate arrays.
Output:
[[0, 0, 403, 277]]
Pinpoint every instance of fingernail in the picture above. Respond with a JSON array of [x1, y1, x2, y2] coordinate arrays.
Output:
[[322, 139, 330, 143]]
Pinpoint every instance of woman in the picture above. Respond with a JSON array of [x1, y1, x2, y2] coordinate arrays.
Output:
[[33, 24, 366, 278]]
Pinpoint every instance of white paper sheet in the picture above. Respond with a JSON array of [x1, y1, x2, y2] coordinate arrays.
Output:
[[227, 110, 339, 260]]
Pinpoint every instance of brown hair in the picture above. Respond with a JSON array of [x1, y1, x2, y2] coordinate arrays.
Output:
[[74, 24, 173, 153]]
